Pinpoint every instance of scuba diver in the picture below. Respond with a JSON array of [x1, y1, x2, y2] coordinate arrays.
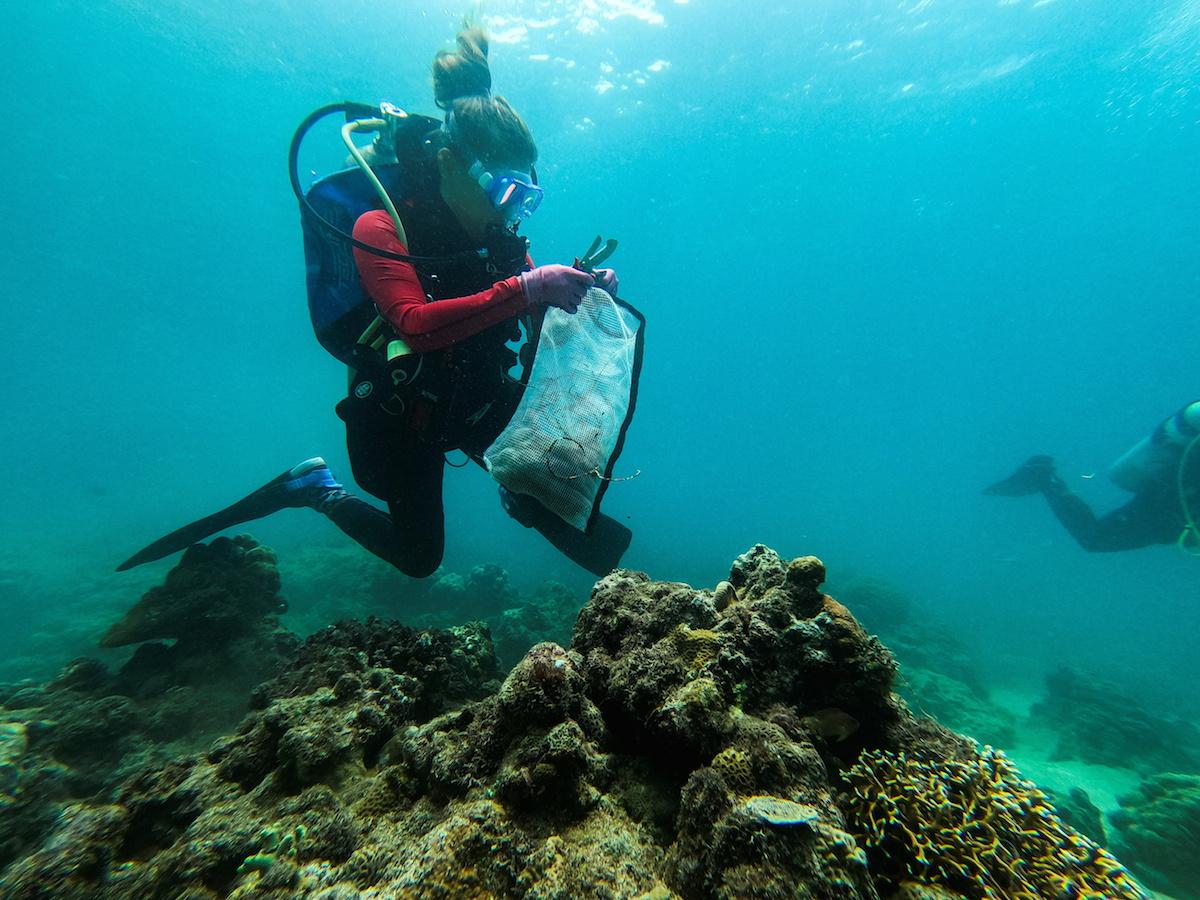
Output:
[[985, 400, 1200, 554], [118, 24, 634, 579]]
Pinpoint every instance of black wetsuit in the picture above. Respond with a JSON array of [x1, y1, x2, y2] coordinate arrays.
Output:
[[1042, 453, 1199, 552], [324, 165, 527, 578]]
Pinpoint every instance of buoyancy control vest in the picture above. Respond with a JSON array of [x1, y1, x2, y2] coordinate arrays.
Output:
[[295, 106, 533, 451], [344, 160, 532, 451]]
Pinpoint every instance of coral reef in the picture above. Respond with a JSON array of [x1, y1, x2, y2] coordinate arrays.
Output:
[[424, 563, 520, 623], [0, 610, 502, 899], [237, 823, 307, 875], [845, 746, 1145, 898], [0, 543, 1147, 900], [1031, 666, 1200, 774], [100, 535, 284, 648], [1109, 772, 1200, 898], [899, 669, 1016, 749], [830, 575, 1020, 754], [492, 580, 581, 666], [413, 569, 582, 668], [212, 615, 499, 792], [280, 543, 580, 672], [0, 537, 297, 872], [1042, 785, 1107, 848]]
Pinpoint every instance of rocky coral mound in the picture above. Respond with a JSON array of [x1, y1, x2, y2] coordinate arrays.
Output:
[[0, 544, 1148, 899], [279, 546, 582, 670], [0, 612, 500, 899], [0, 536, 297, 872], [1031, 666, 1200, 775], [1110, 772, 1200, 899], [100, 535, 284, 648]]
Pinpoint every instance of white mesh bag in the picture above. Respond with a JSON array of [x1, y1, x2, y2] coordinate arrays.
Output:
[[484, 286, 644, 531]]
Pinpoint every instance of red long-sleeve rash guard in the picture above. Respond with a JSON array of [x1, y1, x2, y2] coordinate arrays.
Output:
[[352, 210, 530, 353]]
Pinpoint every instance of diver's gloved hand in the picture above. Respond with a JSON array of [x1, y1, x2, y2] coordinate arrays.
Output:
[[593, 268, 619, 295], [519, 264, 594, 314]]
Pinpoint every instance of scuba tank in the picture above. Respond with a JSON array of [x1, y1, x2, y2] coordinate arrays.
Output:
[[1108, 400, 1200, 493]]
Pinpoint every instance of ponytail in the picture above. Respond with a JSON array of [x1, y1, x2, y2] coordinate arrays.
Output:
[[432, 24, 492, 109], [431, 22, 537, 170]]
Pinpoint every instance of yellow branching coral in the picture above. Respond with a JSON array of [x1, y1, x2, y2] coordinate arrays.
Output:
[[845, 746, 1148, 900]]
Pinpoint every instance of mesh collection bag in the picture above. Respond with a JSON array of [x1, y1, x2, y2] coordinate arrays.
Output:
[[484, 286, 645, 531]]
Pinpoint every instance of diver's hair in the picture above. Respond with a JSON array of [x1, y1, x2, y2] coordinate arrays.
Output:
[[431, 22, 537, 169]]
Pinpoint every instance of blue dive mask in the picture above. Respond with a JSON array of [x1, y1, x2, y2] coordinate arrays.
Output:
[[467, 159, 544, 223]]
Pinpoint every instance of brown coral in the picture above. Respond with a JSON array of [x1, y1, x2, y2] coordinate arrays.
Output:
[[101, 535, 283, 647], [845, 745, 1148, 899], [712, 748, 756, 793], [670, 624, 723, 671]]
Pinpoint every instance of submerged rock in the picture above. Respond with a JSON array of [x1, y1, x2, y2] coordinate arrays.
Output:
[[0, 543, 1150, 899], [100, 535, 284, 648], [1043, 785, 1107, 847], [1032, 666, 1200, 775], [1110, 772, 1200, 899], [0, 541, 296, 873]]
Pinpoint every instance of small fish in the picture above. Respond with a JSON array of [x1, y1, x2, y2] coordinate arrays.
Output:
[[800, 708, 859, 742]]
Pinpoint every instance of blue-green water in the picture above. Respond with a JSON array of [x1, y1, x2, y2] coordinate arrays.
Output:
[[1, 0, 1197, 714]]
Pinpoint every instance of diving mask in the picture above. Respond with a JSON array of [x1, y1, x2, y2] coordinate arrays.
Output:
[[467, 159, 544, 223]]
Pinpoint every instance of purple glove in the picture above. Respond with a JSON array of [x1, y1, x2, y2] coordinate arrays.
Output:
[[594, 268, 619, 295], [519, 264, 594, 314]]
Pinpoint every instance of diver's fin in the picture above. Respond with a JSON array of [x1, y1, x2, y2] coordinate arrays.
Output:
[[539, 512, 632, 577], [117, 506, 250, 572], [500, 488, 631, 576], [983, 455, 1056, 497], [117, 458, 338, 571]]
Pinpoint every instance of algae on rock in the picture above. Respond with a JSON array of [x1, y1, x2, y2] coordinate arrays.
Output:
[[0, 543, 1152, 900]]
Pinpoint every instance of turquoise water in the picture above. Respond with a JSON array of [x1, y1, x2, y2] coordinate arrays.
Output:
[[2, 0, 1197, 716]]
